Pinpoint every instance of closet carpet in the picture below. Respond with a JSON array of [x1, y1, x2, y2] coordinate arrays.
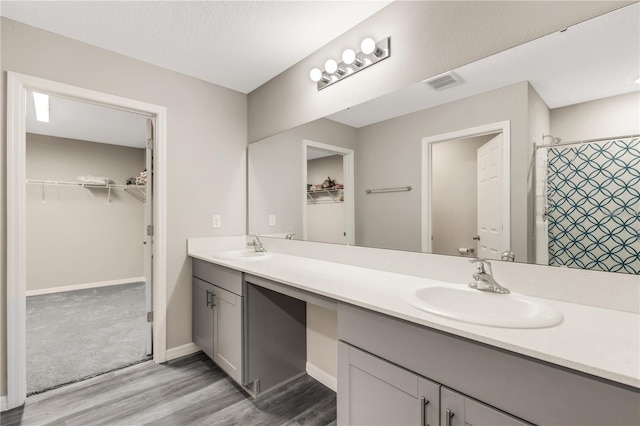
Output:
[[26, 282, 149, 395], [3, 351, 337, 426]]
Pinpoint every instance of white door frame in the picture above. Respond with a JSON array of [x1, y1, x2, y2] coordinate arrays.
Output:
[[302, 140, 355, 245], [6, 72, 168, 410], [421, 121, 510, 253]]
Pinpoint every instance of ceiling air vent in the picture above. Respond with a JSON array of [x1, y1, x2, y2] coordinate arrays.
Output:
[[423, 71, 463, 90]]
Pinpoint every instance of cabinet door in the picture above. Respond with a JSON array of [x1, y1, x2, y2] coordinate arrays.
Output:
[[440, 387, 532, 426], [338, 342, 440, 426], [213, 285, 243, 384], [192, 277, 215, 359]]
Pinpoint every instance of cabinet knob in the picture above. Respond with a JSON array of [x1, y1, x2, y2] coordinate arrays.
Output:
[[206, 290, 212, 307]]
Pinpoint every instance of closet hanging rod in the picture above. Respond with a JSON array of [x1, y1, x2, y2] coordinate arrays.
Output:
[[536, 133, 640, 150], [366, 186, 412, 194]]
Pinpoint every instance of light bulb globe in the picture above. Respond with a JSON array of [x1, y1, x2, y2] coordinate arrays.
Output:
[[309, 68, 323, 82], [342, 49, 356, 65], [361, 37, 376, 55], [324, 59, 338, 74]]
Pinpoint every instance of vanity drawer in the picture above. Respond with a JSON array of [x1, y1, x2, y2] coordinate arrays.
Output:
[[193, 258, 242, 295]]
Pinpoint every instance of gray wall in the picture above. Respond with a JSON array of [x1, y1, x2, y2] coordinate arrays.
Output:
[[247, 1, 628, 142], [248, 118, 357, 238], [355, 82, 531, 256], [26, 134, 145, 291], [550, 91, 640, 141], [1, 18, 247, 395], [527, 85, 551, 263]]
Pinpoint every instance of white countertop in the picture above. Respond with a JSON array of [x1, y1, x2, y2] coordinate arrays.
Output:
[[188, 245, 640, 389]]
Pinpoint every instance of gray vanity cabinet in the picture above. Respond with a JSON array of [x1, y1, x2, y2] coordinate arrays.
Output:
[[338, 342, 440, 426], [338, 303, 640, 426], [192, 277, 215, 359], [192, 259, 243, 384], [440, 387, 530, 426], [212, 285, 243, 384]]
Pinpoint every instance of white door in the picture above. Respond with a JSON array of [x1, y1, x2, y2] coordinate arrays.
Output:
[[144, 118, 154, 355], [477, 134, 503, 259]]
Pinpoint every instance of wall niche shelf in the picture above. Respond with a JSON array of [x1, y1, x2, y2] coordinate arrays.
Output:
[[307, 188, 343, 204]]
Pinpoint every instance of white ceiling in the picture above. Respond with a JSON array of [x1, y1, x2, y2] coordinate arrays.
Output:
[[328, 3, 640, 128], [1, 0, 392, 94], [26, 92, 149, 148]]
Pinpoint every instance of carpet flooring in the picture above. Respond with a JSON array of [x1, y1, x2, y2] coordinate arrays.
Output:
[[26, 282, 149, 395]]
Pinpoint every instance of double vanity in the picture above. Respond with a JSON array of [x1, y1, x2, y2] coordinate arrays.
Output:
[[188, 237, 640, 426]]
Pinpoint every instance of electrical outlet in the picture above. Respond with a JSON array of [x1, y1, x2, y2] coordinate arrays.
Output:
[[212, 215, 221, 228], [268, 214, 276, 227]]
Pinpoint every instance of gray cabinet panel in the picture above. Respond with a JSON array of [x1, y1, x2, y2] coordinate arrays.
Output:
[[338, 303, 640, 426], [213, 285, 243, 384], [338, 342, 440, 426], [192, 277, 215, 359], [244, 281, 306, 395], [193, 258, 242, 295], [440, 387, 531, 426]]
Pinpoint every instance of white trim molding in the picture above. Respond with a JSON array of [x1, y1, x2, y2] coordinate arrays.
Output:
[[306, 362, 337, 392], [25, 277, 147, 297], [421, 121, 511, 254], [166, 343, 202, 361], [1, 396, 8, 412], [6, 72, 168, 410]]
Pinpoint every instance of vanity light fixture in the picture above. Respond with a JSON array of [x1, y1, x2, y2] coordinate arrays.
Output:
[[309, 37, 391, 91], [309, 68, 329, 83], [32, 92, 50, 123]]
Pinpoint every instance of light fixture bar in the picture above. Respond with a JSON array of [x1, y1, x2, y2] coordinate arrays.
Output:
[[32, 92, 50, 123], [313, 37, 391, 91]]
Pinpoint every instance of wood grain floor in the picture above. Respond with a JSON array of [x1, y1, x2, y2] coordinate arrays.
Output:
[[2, 352, 336, 426]]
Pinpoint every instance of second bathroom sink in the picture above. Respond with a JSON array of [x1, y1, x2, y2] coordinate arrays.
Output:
[[407, 285, 563, 329]]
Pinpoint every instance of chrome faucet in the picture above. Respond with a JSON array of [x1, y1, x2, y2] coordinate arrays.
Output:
[[247, 235, 267, 253], [468, 259, 510, 294]]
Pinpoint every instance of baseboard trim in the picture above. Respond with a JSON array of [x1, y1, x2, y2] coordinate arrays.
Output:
[[1, 396, 8, 412], [26, 277, 147, 297], [166, 343, 201, 361], [306, 362, 337, 392]]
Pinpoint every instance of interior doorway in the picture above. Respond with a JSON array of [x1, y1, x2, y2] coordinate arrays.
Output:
[[6, 72, 167, 410], [302, 140, 355, 245], [23, 92, 152, 394], [421, 122, 511, 259]]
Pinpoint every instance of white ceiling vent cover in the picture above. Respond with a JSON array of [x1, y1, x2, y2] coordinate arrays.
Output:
[[424, 71, 464, 90]]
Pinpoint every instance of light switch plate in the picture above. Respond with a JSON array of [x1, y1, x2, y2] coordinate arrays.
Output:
[[212, 215, 221, 228], [268, 214, 276, 227]]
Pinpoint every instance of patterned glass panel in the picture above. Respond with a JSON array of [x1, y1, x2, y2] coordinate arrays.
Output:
[[546, 138, 640, 274]]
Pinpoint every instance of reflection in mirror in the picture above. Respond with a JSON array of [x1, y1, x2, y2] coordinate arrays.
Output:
[[248, 4, 639, 274]]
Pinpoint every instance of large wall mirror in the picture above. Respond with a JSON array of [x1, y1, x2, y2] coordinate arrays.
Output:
[[249, 4, 639, 275]]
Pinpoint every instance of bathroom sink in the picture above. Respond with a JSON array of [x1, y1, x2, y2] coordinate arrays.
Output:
[[407, 285, 562, 328], [207, 249, 272, 261]]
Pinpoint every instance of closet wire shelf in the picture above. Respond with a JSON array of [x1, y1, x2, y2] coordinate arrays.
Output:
[[307, 188, 343, 204], [26, 179, 146, 203]]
